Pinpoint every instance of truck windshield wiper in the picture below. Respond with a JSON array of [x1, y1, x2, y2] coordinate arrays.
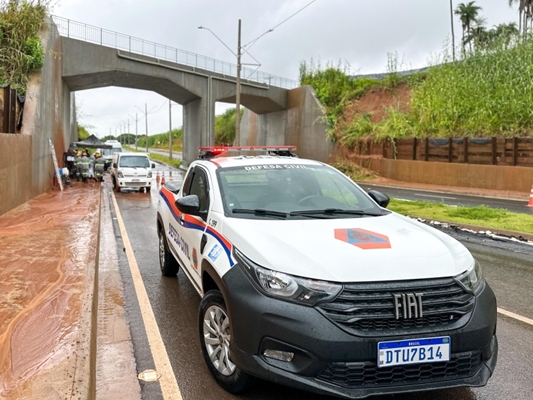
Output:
[[232, 208, 288, 218], [289, 209, 383, 217]]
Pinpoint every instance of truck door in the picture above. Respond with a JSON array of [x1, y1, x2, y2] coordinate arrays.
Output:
[[175, 166, 210, 288]]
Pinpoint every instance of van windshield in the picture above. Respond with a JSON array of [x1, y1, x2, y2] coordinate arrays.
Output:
[[102, 148, 122, 156], [119, 156, 150, 168]]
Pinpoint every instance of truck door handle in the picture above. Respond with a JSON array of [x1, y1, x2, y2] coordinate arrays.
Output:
[[179, 215, 185, 225]]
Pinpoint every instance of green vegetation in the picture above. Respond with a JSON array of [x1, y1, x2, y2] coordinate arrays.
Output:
[[299, 60, 382, 139], [77, 125, 90, 140], [148, 152, 181, 168], [0, 0, 49, 94], [136, 128, 183, 152], [214, 107, 243, 145], [388, 199, 533, 235], [124, 145, 181, 168]]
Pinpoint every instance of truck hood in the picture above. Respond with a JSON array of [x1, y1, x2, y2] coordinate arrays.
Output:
[[223, 213, 473, 282]]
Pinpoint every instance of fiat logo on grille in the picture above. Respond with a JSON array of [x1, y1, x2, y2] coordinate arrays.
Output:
[[393, 293, 423, 319]]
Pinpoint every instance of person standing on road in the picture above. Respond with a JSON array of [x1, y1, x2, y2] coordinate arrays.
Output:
[[88, 151, 96, 182], [94, 152, 105, 182], [80, 151, 90, 183], [75, 151, 82, 182]]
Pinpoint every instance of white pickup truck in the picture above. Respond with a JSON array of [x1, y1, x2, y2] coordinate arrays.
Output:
[[110, 152, 154, 192], [155, 146, 497, 399]]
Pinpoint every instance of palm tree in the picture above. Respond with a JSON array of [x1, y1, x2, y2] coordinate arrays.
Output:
[[493, 22, 519, 46], [508, 0, 524, 38], [510, 0, 533, 39], [454, 2, 483, 53]]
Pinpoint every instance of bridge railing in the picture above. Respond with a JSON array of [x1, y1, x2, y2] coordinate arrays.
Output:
[[51, 16, 298, 89]]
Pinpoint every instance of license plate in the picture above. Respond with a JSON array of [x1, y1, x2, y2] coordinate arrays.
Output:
[[132, 179, 140, 182], [378, 336, 450, 368]]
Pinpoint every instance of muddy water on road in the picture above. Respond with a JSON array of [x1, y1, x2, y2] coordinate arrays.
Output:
[[0, 183, 100, 398]]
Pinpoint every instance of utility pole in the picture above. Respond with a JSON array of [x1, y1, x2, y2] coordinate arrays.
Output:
[[127, 119, 130, 145], [169, 100, 173, 160], [145, 103, 148, 153], [235, 19, 242, 146]]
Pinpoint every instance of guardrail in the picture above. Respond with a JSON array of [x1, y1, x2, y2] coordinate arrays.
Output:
[[51, 16, 298, 89]]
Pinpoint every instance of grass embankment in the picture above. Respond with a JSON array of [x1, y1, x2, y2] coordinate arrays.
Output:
[[124, 146, 181, 168], [388, 199, 533, 236], [301, 38, 533, 145]]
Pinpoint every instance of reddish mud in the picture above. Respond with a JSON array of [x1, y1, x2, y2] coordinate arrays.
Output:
[[0, 181, 101, 399]]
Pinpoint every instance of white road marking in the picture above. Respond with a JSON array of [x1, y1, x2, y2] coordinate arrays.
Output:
[[414, 193, 457, 200], [111, 192, 183, 400], [498, 308, 533, 326]]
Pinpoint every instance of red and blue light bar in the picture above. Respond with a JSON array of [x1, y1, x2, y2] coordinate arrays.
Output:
[[198, 146, 297, 159]]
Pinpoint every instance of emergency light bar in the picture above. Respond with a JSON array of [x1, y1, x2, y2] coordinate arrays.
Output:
[[198, 146, 297, 159]]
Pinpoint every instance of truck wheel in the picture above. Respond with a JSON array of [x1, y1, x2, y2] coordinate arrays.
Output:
[[158, 226, 179, 276], [146, 186, 151, 193], [199, 290, 254, 394]]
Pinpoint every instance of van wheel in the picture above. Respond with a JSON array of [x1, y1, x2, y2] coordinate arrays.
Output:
[[199, 290, 253, 393], [146, 186, 151, 193], [158, 226, 179, 276]]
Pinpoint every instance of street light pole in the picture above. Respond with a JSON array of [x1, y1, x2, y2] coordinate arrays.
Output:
[[235, 19, 241, 146], [169, 99, 173, 160]]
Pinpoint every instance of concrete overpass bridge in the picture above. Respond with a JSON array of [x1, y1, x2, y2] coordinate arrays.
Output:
[[52, 16, 298, 165]]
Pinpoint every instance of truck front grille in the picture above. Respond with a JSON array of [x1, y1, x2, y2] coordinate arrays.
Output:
[[317, 278, 475, 336]]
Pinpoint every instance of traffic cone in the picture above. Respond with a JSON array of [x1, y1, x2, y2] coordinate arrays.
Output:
[[155, 171, 160, 185], [169, 171, 173, 181], [528, 185, 533, 207], [161, 172, 166, 185]]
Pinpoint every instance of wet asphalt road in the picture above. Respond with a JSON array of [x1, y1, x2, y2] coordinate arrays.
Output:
[[357, 183, 533, 215], [108, 164, 533, 400]]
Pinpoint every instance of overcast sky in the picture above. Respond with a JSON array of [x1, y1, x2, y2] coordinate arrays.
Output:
[[51, 0, 519, 139]]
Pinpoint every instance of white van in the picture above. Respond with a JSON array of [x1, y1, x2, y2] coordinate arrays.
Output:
[[101, 140, 123, 170], [111, 152, 154, 192]]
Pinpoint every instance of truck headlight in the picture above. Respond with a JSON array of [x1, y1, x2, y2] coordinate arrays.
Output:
[[147, 171, 152, 178], [234, 248, 342, 306], [455, 260, 483, 293], [118, 171, 124, 178]]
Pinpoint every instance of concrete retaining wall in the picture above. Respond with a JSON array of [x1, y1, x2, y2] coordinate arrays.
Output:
[[240, 85, 336, 162], [339, 151, 533, 193], [378, 158, 533, 193], [0, 19, 74, 216]]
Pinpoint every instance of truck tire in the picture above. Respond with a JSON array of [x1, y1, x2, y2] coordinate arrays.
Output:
[[158, 226, 179, 276], [199, 290, 254, 394]]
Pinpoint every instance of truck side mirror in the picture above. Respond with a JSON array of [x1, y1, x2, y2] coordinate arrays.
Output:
[[151, 163, 156, 168], [113, 163, 117, 169], [367, 190, 390, 208], [176, 195, 200, 215]]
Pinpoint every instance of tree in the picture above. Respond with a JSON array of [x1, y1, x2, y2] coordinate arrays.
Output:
[[77, 125, 90, 140], [454, 1, 483, 53], [509, 0, 533, 39]]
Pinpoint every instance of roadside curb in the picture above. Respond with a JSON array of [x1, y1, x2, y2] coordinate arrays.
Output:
[[412, 216, 533, 243], [357, 181, 529, 202]]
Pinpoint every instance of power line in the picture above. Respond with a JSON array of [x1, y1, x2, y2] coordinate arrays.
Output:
[[243, 0, 317, 50]]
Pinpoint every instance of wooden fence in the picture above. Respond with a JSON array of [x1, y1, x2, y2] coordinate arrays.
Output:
[[352, 138, 533, 168]]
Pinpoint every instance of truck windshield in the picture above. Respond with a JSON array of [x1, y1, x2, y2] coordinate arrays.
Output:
[[119, 156, 150, 168]]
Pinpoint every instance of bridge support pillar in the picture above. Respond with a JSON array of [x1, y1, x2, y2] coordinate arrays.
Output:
[[182, 95, 214, 168]]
